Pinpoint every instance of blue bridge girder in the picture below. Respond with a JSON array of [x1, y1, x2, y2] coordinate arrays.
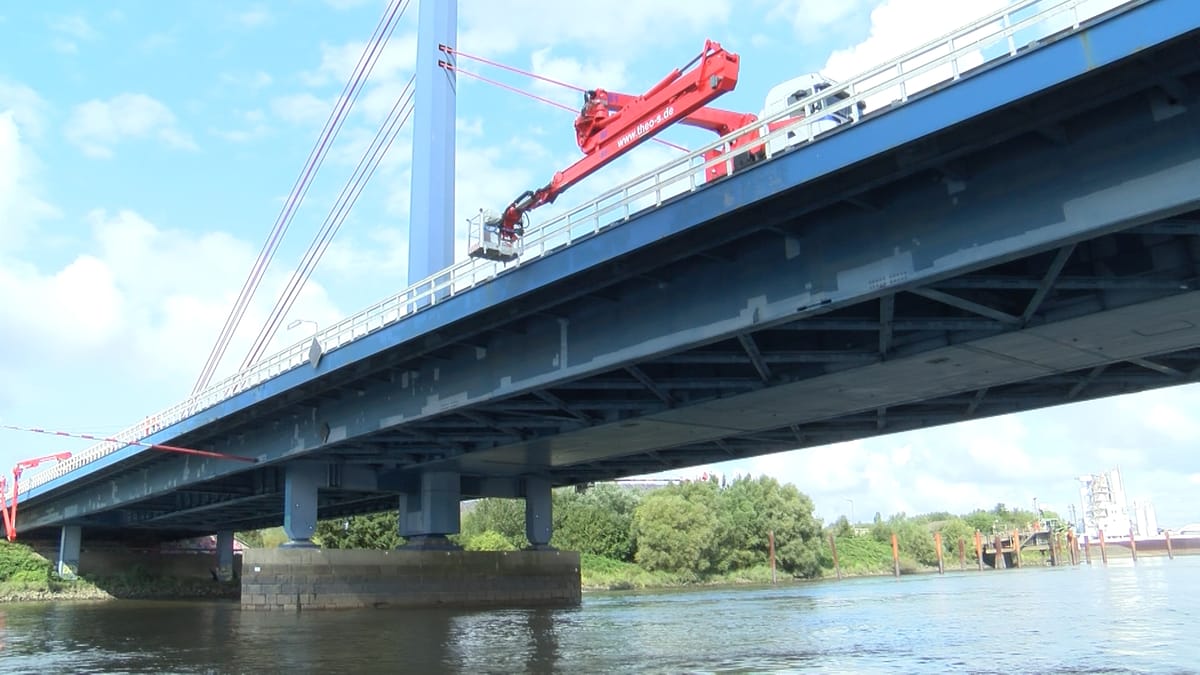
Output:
[[14, 0, 1200, 539]]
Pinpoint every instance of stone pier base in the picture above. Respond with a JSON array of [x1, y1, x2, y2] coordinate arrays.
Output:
[[241, 548, 581, 611]]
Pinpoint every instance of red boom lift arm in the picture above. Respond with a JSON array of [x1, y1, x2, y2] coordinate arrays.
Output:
[[487, 39, 742, 243], [1, 451, 72, 541]]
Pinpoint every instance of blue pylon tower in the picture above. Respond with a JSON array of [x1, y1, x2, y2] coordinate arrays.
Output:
[[407, 0, 456, 284]]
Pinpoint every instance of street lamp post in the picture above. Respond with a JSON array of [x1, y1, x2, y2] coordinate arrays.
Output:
[[288, 319, 322, 368], [846, 498, 855, 525], [287, 318, 318, 337]]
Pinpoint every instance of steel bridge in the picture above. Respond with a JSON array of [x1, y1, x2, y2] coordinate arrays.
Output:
[[10, 0, 1200, 557]]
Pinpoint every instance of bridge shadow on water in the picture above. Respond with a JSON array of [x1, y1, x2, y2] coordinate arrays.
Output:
[[0, 599, 568, 673]]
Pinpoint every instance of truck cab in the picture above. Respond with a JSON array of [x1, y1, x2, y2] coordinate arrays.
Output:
[[760, 73, 860, 155]]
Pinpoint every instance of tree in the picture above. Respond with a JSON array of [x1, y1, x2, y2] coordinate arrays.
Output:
[[552, 483, 640, 561], [633, 491, 720, 578], [828, 515, 855, 540], [237, 529, 265, 548], [715, 476, 823, 578], [873, 513, 938, 567], [315, 512, 402, 550], [460, 498, 528, 549], [935, 518, 974, 558], [464, 530, 518, 551]]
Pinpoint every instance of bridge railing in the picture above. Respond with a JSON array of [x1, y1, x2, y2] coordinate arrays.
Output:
[[23, 0, 1137, 493]]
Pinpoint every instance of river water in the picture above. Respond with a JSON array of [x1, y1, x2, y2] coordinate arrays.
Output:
[[0, 556, 1195, 673]]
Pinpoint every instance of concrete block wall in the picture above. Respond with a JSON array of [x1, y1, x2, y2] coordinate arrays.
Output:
[[241, 548, 581, 611]]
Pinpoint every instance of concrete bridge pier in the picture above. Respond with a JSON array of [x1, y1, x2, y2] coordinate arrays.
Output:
[[282, 463, 321, 547], [398, 469, 461, 549], [57, 524, 81, 579], [240, 471, 580, 610], [216, 529, 235, 581], [524, 476, 553, 549]]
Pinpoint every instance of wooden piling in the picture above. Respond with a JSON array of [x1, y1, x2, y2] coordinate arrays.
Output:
[[1067, 530, 1078, 566], [1166, 530, 1174, 559], [1099, 529, 1108, 565], [828, 533, 842, 580], [891, 533, 901, 577], [1012, 529, 1022, 568], [974, 530, 983, 571], [958, 536, 966, 571], [1049, 532, 1058, 567], [1083, 535, 1092, 565], [769, 530, 777, 583], [1128, 527, 1137, 562], [935, 531, 944, 574], [994, 534, 1006, 569]]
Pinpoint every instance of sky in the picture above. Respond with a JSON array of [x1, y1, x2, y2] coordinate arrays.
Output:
[[2, 0, 1197, 531]]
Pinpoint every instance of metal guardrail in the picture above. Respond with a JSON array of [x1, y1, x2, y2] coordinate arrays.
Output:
[[23, 0, 1138, 493]]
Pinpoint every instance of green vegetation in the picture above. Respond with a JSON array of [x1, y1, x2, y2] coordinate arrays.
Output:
[[823, 536, 897, 576], [434, 475, 825, 588], [463, 530, 517, 551], [226, 485, 1061, 591], [816, 503, 1053, 577], [314, 512, 402, 550], [0, 541, 237, 602]]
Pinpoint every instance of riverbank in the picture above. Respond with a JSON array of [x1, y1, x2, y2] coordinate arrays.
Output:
[[1, 574, 241, 603], [0, 542, 238, 603], [580, 554, 782, 591]]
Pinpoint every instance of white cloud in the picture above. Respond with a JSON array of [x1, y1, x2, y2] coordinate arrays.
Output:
[[301, 34, 418, 89], [220, 71, 274, 89], [140, 31, 177, 53], [459, 0, 733, 57], [65, 94, 197, 158], [0, 208, 346, 440], [528, 49, 628, 107], [813, 0, 1008, 116], [51, 39, 79, 55], [768, 0, 874, 44], [233, 6, 272, 28], [48, 14, 99, 54], [271, 93, 333, 126], [813, 0, 1132, 109], [0, 118, 345, 467], [0, 112, 59, 254], [213, 109, 272, 143], [50, 14, 98, 40], [1139, 400, 1200, 443], [0, 79, 49, 139]]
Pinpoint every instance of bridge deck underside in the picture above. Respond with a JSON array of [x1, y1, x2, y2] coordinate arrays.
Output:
[[18, 9, 1200, 539]]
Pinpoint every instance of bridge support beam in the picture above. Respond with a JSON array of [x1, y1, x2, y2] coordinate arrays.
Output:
[[282, 464, 321, 548], [216, 529, 235, 581], [524, 476, 553, 549], [57, 525, 81, 579], [398, 470, 461, 548]]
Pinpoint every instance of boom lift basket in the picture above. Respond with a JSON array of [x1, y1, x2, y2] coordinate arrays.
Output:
[[468, 209, 523, 262]]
